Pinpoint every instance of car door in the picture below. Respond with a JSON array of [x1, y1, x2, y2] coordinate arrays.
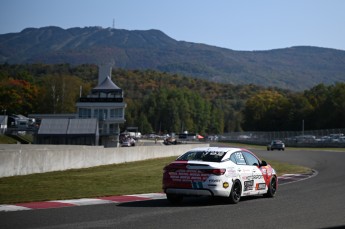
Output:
[[242, 151, 267, 194], [231, 151, 254, 195]]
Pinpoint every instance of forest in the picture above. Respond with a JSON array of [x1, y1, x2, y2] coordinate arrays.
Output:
[[0, 63, 344, 134]]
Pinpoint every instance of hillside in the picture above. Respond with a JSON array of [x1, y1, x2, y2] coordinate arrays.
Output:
[[1, 26, 345, 90]]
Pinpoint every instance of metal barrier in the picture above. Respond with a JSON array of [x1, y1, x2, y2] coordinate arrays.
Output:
[[221, 128, 345, 148]]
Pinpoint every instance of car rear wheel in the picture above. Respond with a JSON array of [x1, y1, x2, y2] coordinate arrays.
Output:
[[264, 176, 277, 198], [228, 180, 241, 204], [166, 194, 183, 205]]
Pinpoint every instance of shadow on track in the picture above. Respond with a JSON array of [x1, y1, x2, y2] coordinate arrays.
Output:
[[117, 195, 269, 208]]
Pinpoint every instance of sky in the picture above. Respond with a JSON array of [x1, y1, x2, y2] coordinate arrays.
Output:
[[1, 0, 345, 51]]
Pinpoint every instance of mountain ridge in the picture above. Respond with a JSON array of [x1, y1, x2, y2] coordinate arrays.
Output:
[[1, 26, 345, 90]]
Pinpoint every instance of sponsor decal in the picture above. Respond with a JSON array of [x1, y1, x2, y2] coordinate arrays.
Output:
[[209, 179, 221, 183], [242, 192, 253, 196], [244, 175, 263, 180], [244, 180, 254, 191], [256, 183, 266, 190], [223, 182, 229, 189], [169, 170, 210, 182], [226, 167, 237, 176], [207, 151, 226, 156]]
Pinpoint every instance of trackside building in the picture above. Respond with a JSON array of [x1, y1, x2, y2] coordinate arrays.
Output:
[[34, 65, 126, 147]]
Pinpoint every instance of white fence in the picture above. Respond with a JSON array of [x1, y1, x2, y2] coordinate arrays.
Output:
[[0, 143, 209, 178]]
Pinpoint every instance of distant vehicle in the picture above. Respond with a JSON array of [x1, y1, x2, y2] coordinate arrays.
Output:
[[207, 135, 219, 141], [178, 133, 197, 140], [163, 147, 277, 204], [295, 135, 316, 143], [329, 133, 344, 142], [267, 140, 285, 151], [121, 137, 135, 147], [163, 137, 177, 145], [128, 131, 141, 139]]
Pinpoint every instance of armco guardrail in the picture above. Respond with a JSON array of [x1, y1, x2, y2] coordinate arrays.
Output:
[[221, 128, 345, 148], [0, 143, 209, 178]]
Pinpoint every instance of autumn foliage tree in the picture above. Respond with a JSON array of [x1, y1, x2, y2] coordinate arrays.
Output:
[[243, 83, 345, 131], [0, 78, 38, 115], [243, 90, 290, 131], [1, 64, 344, 133], [36, 74, 92, 114]]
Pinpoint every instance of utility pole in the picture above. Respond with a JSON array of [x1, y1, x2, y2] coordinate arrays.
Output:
[[302, 119, 304, 136]]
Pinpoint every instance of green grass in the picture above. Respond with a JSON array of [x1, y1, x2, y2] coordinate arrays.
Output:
[[0, 156, 311, 204], [266, 159, 311, 175], [0, 135, 17, 144]]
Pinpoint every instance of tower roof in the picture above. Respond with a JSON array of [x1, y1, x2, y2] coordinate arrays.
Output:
[[92, 75, 122, 93]]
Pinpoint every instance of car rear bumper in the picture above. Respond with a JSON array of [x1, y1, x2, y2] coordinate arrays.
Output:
[[165, 188, 230, 197]]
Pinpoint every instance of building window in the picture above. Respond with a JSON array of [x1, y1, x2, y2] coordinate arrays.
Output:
[[79, 108, 91, 118], [109, 124, 118, 134], [94, 109, 108, 120], [99, 123, 107, 134], [110, 108, 123, 118]]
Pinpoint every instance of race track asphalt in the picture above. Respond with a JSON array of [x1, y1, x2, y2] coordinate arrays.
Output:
[[1, 148, 345, 229]]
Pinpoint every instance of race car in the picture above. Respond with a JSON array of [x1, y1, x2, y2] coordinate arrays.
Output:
[[162, 147, 277, 204]]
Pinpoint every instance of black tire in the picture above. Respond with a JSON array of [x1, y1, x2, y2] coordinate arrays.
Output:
[[228, 181, 241, 204], [264, 176, 277, 198], [166, 194, 183, 205]]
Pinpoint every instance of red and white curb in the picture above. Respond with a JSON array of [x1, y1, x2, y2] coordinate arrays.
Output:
[[0, 193, 166, 212], [278, 170, 317, 185], [0, 172, 317, 212]]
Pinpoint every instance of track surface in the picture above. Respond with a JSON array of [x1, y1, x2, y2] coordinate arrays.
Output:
[[1, 149, 345, 229]]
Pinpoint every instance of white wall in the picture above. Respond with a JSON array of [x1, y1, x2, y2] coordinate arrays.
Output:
[[0, 143, 209, 177]]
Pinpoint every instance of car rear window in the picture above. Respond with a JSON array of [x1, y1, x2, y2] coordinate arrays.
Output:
[[177, 150, 226, 162]]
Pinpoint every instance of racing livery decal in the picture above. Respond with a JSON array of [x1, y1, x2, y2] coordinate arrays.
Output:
[[163, 161, 212, 189], [244, 180, 254, 191], [259, 165, 274, 186]]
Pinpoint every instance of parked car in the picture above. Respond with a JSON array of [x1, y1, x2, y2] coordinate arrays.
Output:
[[162, 147, 277, 204], [267, 140, 285, 151], [121, 137, 135, 147], [164, 137, 177, 145]]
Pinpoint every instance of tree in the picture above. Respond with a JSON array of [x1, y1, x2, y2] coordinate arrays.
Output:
[[208, 105, 225, 134], [36, 74, 90, 113], [286, 93, 313, 130], [325, 83, 345, 128], [0, 79, 38, 115], [243, 90, 290, 131]]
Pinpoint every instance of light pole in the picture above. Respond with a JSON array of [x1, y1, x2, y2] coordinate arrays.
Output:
[[302, 119, 304, 136]]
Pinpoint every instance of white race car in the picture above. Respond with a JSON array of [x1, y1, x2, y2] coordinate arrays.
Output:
[[163, 147, 277, 204]]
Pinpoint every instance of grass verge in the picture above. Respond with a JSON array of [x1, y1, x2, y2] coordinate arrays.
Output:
[[0, 135, 17, 144], [0, 156, 311, 204]]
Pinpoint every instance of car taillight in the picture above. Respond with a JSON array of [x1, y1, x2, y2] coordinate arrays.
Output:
[[201, 169, 226, 175]]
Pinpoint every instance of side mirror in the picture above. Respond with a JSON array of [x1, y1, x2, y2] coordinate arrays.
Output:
[[260, 160, 267, 167]]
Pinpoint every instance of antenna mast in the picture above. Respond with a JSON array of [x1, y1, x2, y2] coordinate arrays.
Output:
[[112, 18, 115, 29]]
